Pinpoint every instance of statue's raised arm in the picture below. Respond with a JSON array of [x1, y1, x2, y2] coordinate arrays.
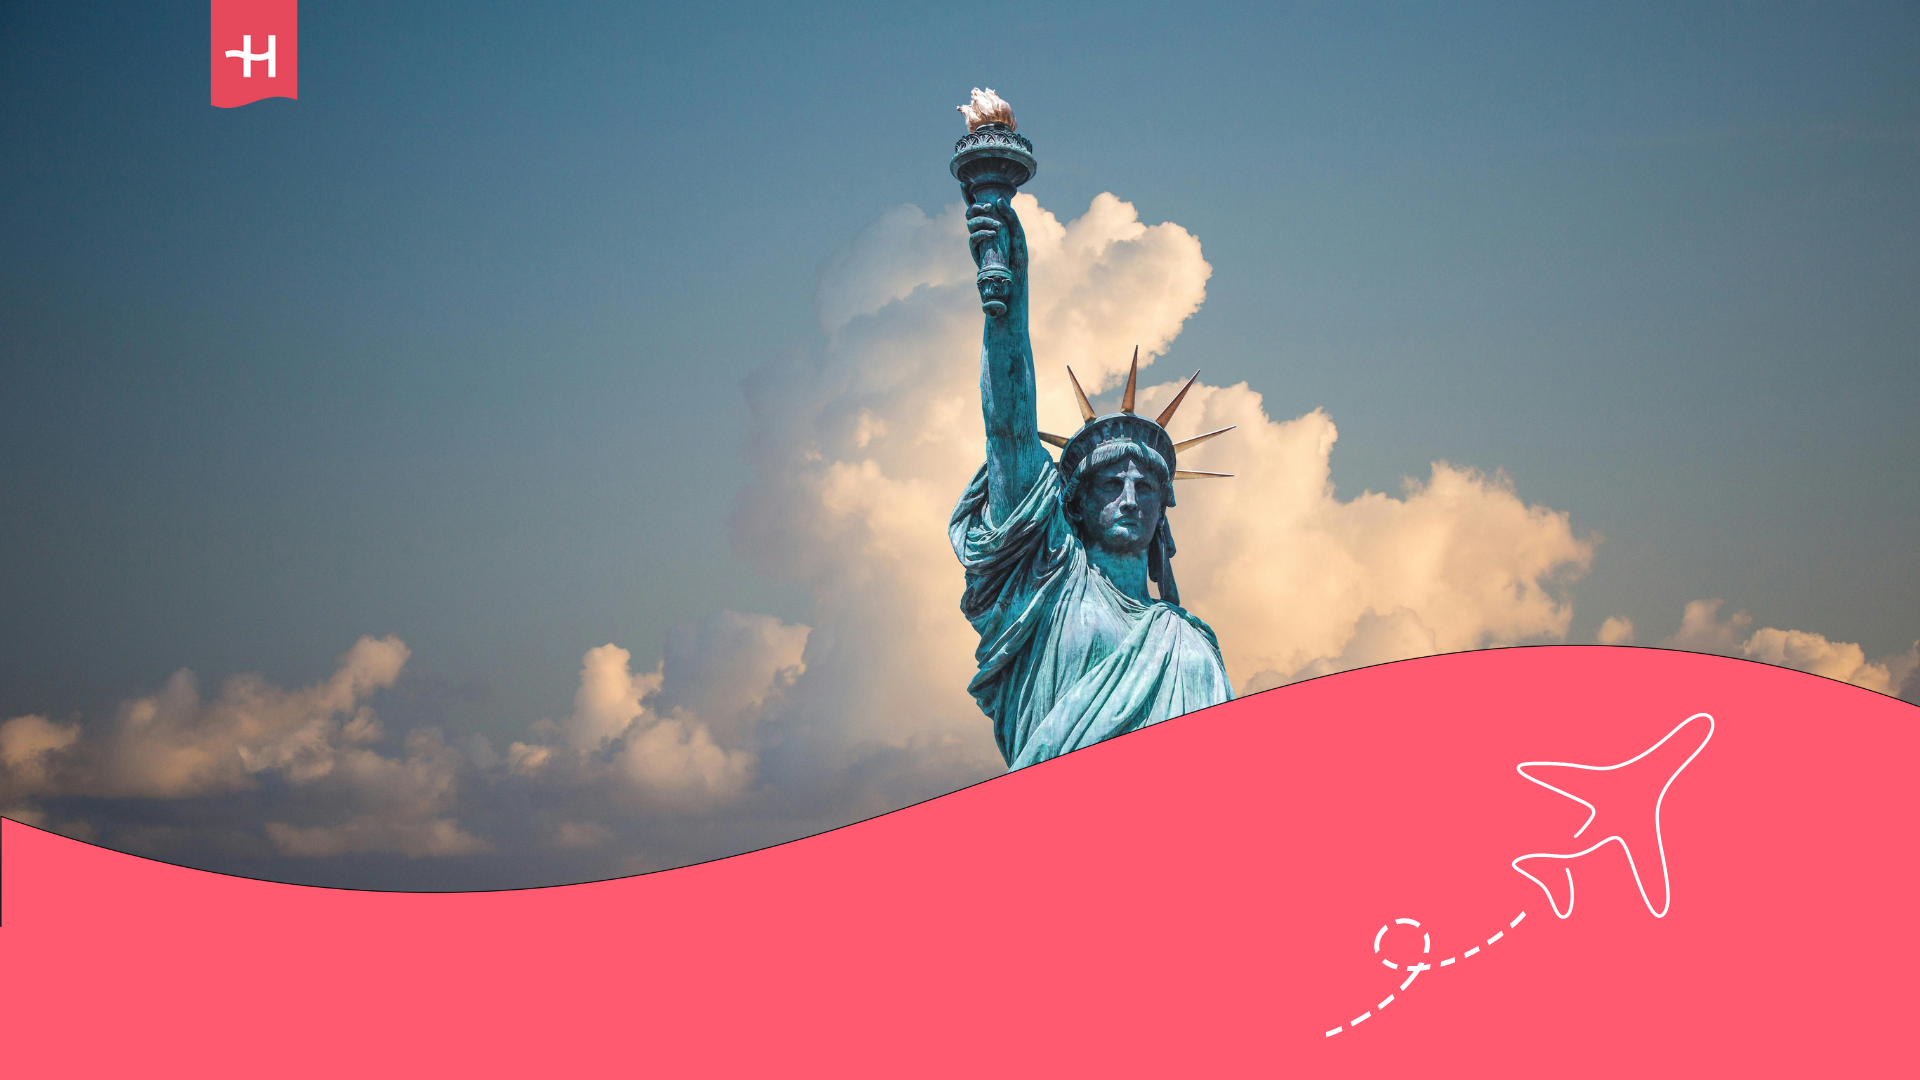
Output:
[[966, 196, 1050, 523], [952, 89, 1048, 523]]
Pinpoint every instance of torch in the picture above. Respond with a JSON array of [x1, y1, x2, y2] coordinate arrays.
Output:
[[952, 88, 1036, 317]]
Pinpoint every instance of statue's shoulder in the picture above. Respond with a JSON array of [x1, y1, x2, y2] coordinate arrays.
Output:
[[1158, 601, 1223, 652], [952, 461, 1080, 579]]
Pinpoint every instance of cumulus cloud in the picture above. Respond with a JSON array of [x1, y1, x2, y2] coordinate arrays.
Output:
[[1140, 387, 1593, 691], [1660, 599, 1918, 696], [0, 636, 407, 799], [1741, 628, 1888, 689], [2, 192, 1629, 881], [554, 821, 614, 849], [506, 613, 803, 810], [0, 637, 487, 857], [1664, 599, 1753, 654], [260, 730, 489, 857], [0, 714, 79, 795], [1596, 616, 1636, 645]]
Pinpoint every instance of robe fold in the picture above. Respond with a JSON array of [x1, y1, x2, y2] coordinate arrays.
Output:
[[950, 463, 1234, 769]]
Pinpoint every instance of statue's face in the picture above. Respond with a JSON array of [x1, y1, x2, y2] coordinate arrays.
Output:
[[1076, 456, 1163, 555]]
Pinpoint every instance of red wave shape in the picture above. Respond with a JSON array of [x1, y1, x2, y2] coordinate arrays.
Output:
[[2, 647, 1911, 1075]]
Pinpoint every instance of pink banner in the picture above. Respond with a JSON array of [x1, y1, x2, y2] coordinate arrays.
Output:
[[2, 647, 1909, 1074], [210, 0, 297, 108]]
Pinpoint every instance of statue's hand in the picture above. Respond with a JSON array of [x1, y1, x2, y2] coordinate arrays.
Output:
[[966, 200, 1027, 270], [966, 201, 1004, 269]]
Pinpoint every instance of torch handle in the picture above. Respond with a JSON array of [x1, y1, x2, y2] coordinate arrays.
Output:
[[960, 180, 1021, 313]]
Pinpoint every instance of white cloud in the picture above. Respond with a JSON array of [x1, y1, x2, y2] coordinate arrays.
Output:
[[618, 717, 749, 800], [1741, 627, 1885, 688], [1889, 643, 1920, 700], [0, 636, 488, 859], [506, 741, 554, 775], [506, 612, 804, 812], [261, 727, 489, 857], [0, 714, 80, 794], [554, 821, 614, 849], [652, 611, 810, 749], [1138, 385, 1594, 689], [1262, 608, 1442, 690], [1661, 599, 1916, 695], [265, 818, 485, 858], [0, 635, 409, 801], [1664, 599, 1753, 653], [813, 204, 975, 334], [562, 643, 657, 752], [1597, 616, 1636, 646]]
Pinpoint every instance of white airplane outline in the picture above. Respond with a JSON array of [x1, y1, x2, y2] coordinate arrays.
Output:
[[1510, 712, 1715, 919]]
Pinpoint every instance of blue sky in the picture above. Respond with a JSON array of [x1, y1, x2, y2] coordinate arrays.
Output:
[[2, 1, 1914, 885]]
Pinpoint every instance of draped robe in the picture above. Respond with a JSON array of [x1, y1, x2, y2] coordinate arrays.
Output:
[[951, 463, 1235, 769]]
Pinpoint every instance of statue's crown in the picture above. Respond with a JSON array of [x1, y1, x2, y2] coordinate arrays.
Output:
[[1039, 348, 1236, 482]]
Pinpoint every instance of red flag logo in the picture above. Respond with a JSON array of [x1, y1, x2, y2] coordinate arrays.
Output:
[[210, 0, 297, 108]]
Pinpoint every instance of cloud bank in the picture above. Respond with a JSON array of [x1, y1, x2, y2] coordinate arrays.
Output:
[[1656, 599, 1919, 695], [25, 192, 1898, 886], [0, 636, 487, 857]]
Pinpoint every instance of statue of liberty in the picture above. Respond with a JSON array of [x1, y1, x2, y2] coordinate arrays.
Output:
[[947, 90, 1237, 770]]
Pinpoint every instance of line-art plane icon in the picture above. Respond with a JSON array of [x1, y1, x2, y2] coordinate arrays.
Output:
[[1511, 712, 1715, 919]]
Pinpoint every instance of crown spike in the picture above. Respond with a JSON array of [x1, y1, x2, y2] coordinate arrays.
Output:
[[1173, 425, 1236, 453], [1155, 370, 1202, 428], [1120, 346, 1140, 414], [1173, 470, 1234, 479], [1065, 366, 1096, 423], [1037, 431, 1070, 448]]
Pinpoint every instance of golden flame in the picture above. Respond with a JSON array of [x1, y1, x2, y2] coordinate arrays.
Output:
[[957, 87, 1016, 132]]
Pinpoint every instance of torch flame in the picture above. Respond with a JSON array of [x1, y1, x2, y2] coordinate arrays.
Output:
[[957, 88, 1016, 132]]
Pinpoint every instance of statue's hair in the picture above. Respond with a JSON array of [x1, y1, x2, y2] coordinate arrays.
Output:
[[1060, 438, 1183, 606]]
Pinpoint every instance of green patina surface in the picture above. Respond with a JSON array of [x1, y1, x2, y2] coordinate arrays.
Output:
[[950, 117, 1233, 769]]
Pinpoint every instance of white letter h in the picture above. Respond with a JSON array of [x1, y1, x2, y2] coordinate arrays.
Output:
[[225, 35, 276, 78]]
